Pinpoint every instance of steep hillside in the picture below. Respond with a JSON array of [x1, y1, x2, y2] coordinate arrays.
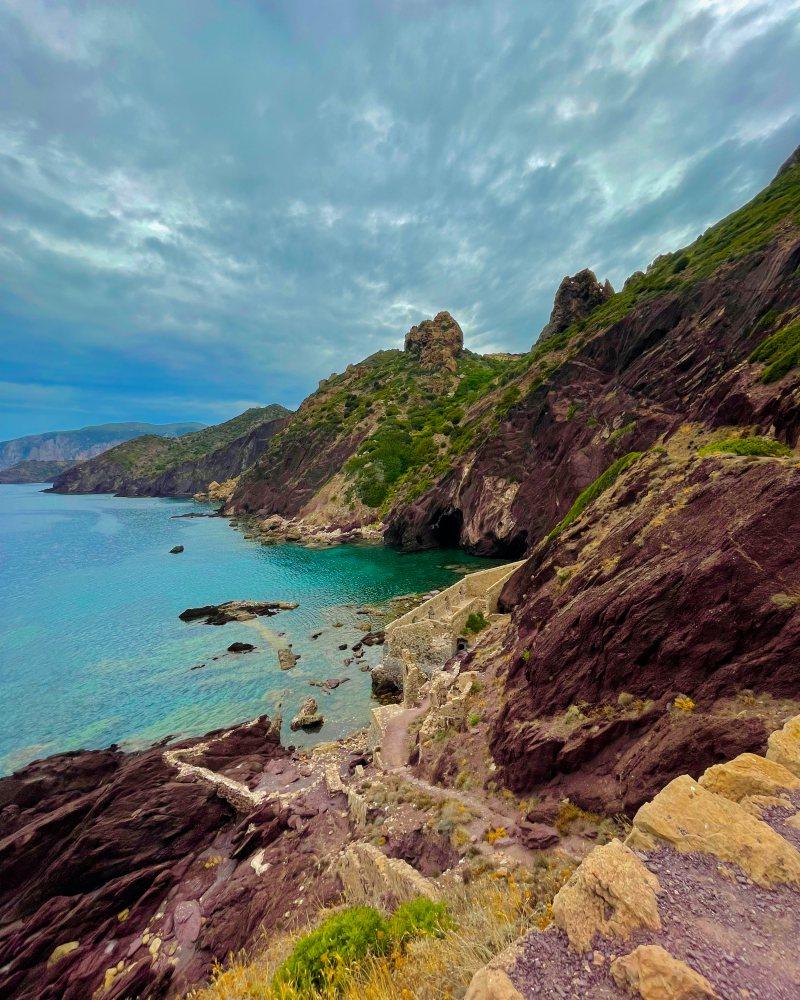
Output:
[[0, 421, 204, 469], [0, 459, 74, 483], [226, 313, 514, 529], [50, 405, 290, 497]]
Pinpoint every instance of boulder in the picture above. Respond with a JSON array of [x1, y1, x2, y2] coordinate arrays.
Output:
[[536, 268, 613, 344], [227, 642, 255, 653], [290, 697, 324, 731], [371, 663, 403, 703], [610, 944, 720, 999], [629, 774, 800, 887], [766, 715, 800, 777], [404, 311, 463, 373], [552, 838, 661, 953], [515, 821, 560, 851], [169, 545, 184, 554], [698, 751, 800, 802]]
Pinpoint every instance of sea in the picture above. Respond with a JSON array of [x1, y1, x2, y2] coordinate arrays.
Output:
[[0, 483, 496, 775]]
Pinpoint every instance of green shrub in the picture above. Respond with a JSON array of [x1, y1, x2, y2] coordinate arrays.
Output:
[[465, 611, 489, 634], [547, 451, 643, 541], [387, 898, 453, 946], [273, 906, 389, 993], [749, 317, 800, 383], [698, 436, 792, 458]]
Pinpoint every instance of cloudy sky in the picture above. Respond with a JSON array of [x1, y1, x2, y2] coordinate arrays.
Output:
[[1, 0, 798, 439]]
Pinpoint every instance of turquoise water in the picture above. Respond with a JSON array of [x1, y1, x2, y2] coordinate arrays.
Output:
[[0, 484, 496, 775]]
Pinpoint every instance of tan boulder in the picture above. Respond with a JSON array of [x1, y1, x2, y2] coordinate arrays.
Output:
[[766, 715, 800, 777], [465, 942, 525, 1000], [630, 774, 800, 887], [551, 838, 661, 953], [465, 967, 524, 1000], [698, 752, 800, 802], [611, 944, 719, 999]]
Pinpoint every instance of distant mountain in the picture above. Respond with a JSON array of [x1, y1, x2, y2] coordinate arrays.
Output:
[[0, 460, 75, 484], [0, 421, 205, 470], [50, 406, 291, 497]]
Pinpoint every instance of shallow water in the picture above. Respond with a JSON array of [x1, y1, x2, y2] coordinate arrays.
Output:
[[0, 484, 497, 774]]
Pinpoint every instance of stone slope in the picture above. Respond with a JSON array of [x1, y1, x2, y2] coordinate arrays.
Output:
[[386, 222, 800, 555], [50, 405, 290, 497], [480, 442, 800, 814], [467, 718, 800, 999]]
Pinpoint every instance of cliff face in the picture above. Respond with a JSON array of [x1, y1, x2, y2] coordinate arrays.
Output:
[[50, 407, 290, 497]]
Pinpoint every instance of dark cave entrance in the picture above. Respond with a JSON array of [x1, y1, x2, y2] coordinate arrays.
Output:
[[432, 508, 463, 548]]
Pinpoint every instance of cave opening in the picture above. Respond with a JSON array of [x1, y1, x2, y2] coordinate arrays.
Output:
[[432, 508, 463, 548]]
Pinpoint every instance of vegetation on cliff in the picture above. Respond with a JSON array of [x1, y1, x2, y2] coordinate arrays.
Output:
[[50, 404, 290, 496]]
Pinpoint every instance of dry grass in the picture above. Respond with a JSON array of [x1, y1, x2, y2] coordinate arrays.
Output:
[[188, 865, 570, 1000]]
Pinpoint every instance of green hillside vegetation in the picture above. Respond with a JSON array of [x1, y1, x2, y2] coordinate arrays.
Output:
[[699, 435, 793, 458], [110, 405, 289, 476], [251, 349, 511, 511]]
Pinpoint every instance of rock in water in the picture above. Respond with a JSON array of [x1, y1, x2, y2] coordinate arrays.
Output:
[[227, 641, 255, 653], [404, 311, 463, 373], [179, 600, 298, 625], [536, 268, 613, 344], [169, 544, 184, 554], [290, 697, 324, 731]]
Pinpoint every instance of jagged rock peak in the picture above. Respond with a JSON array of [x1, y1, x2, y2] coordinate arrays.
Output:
[[536, 268, 614, 345], [775, 143, 800, 180], [404, 311, 464, 373]]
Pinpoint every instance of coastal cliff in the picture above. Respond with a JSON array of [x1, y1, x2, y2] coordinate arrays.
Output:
[[2, 147, 799, 1000]]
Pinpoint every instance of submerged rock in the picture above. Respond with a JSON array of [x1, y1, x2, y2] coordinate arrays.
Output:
[[290, 697, 324, 731], [310, 677, 351, 691], [169, 544, 184, 554]]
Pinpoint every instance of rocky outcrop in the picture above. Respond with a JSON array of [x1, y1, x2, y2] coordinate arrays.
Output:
[[290, 697, 324, 731], [179, 599, 298, 625], [0, 717, 361, 1000], [536, 268, 613, 345], [404, 310, 464, 372]]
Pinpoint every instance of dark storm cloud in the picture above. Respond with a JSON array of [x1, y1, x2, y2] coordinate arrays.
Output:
[[1, 0, 798, 436]]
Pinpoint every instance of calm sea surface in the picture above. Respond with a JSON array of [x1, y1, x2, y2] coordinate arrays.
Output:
[[0, 483, 495, 774]]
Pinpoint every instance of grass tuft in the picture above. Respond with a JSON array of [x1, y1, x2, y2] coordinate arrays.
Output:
[[698, 436, 791, 458]]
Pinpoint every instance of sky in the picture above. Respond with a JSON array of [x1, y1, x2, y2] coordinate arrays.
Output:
[[1, 0, 799, 440]]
